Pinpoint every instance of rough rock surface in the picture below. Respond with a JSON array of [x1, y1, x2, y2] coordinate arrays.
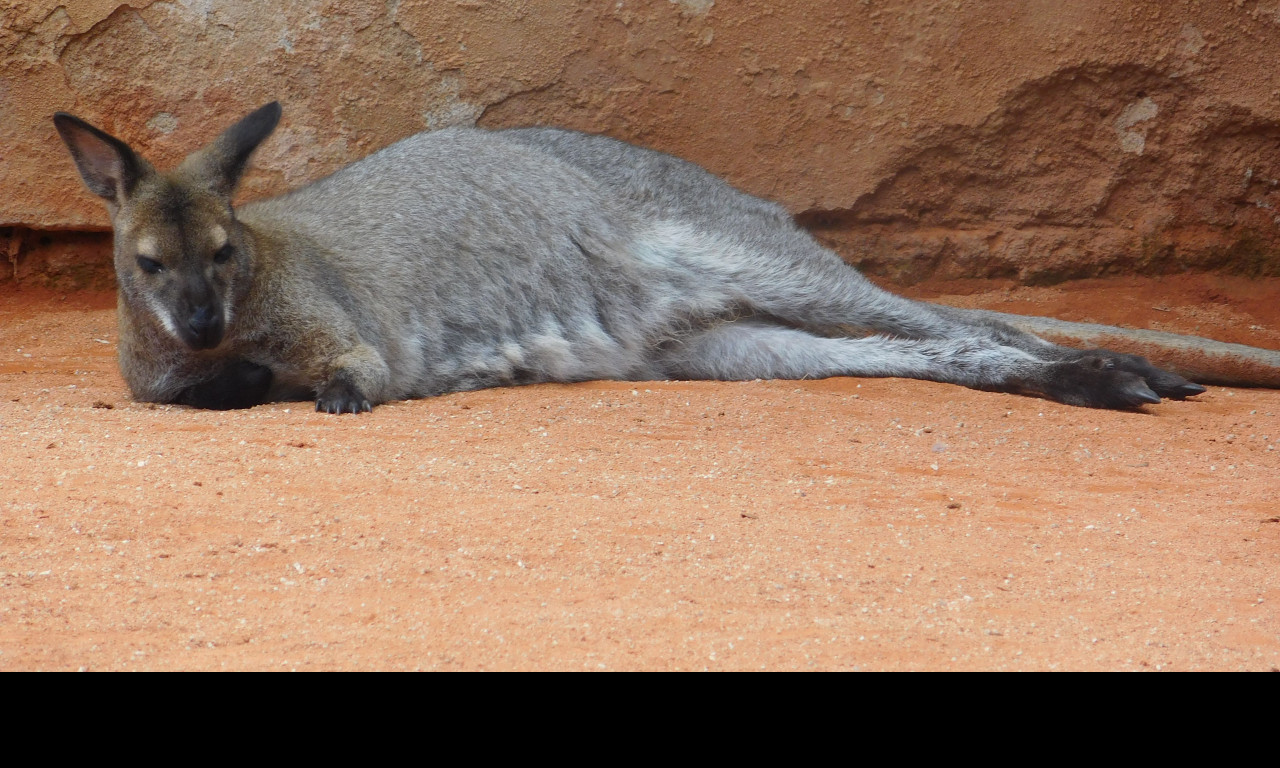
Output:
[[6, 1, 1280, 283]]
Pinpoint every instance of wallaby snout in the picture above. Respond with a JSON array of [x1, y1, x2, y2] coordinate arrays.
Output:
[[182, 299, 224, 350]]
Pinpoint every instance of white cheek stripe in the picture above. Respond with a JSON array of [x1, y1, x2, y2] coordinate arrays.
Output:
[[144, 292, 182, 341], [211, 225, 227, 248]]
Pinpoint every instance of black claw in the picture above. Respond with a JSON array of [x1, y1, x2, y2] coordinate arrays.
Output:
[[1165, 382, 1207, 400], [316, 396, 372, 414], [1124, 382, 1163, 405]]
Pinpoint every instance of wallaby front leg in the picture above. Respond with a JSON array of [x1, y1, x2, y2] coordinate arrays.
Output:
[[314, 343, 391, 414], [175, 359, 274, 410], [118, 323, 274, 408]]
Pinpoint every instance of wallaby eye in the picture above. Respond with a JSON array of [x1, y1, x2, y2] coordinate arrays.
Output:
[[213, 244, 234, 264], [137, 256, 164, 274]]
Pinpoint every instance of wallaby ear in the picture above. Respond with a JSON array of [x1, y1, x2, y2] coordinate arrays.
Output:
[[181, 101, 282, 197], [53, 112, 148, 203]]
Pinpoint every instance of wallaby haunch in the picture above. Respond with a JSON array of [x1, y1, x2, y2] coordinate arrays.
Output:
[[54, 103, 1280, 413]]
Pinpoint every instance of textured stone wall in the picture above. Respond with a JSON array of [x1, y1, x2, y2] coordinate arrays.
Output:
[[6, 0, 1280, 285]]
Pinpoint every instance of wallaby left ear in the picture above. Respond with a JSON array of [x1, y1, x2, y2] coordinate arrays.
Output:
[[180, 101, 282, 197]]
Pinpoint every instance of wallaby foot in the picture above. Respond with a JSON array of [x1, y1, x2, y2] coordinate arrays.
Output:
[[1029, 354, 1160, 409], [315, 369, 373, 414], [1072, 349, 1207, 400], [175, 359, 274, 410], [1030, 350, 1206, 409]]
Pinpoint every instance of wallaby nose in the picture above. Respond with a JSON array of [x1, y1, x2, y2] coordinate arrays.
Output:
[[186, 305, 224, 349]]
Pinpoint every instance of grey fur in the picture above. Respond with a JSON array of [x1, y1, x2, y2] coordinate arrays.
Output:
[[56, 103, 1279, 413]]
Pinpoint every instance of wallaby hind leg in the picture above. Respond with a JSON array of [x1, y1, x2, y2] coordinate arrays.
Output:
[[670, 225, 1204, 402], [658, 320, 1167, 409], [667, 223, 963, 340]]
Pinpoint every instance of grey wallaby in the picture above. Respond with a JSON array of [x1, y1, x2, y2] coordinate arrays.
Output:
[[53, 102, 1280, 413]]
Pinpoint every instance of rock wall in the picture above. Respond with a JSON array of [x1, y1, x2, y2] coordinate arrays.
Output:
[[6, 0, 1280, 286]]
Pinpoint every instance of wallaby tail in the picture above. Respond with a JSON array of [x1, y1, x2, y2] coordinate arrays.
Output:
[[978, 310, 1280, 389]]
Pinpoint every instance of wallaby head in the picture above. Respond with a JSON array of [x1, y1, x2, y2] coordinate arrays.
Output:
[[54, 103, 282, 351]]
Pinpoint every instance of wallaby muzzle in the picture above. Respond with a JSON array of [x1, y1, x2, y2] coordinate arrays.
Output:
[[180, 297, 224, 350]]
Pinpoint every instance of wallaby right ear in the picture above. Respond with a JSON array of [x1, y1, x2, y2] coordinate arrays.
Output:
[[53, 113, 148, 203]]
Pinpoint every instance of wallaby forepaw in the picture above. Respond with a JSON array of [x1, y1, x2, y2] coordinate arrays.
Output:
[[316, 372, 373, 414], [176, 359, 274, 410]]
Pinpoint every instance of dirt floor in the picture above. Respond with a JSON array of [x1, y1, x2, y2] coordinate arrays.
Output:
[[1, 273, 1277, 671]]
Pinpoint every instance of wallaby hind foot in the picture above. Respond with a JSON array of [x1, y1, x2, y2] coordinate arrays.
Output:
[[52, 103, 1279, 413], [1066, 350, 1205, 401]]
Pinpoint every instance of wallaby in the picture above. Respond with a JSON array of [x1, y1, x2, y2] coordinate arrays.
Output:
[[53, 102, 1280, 413]]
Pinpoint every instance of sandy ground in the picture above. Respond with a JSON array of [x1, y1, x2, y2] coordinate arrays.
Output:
[[1, 274, 1277, 671]]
